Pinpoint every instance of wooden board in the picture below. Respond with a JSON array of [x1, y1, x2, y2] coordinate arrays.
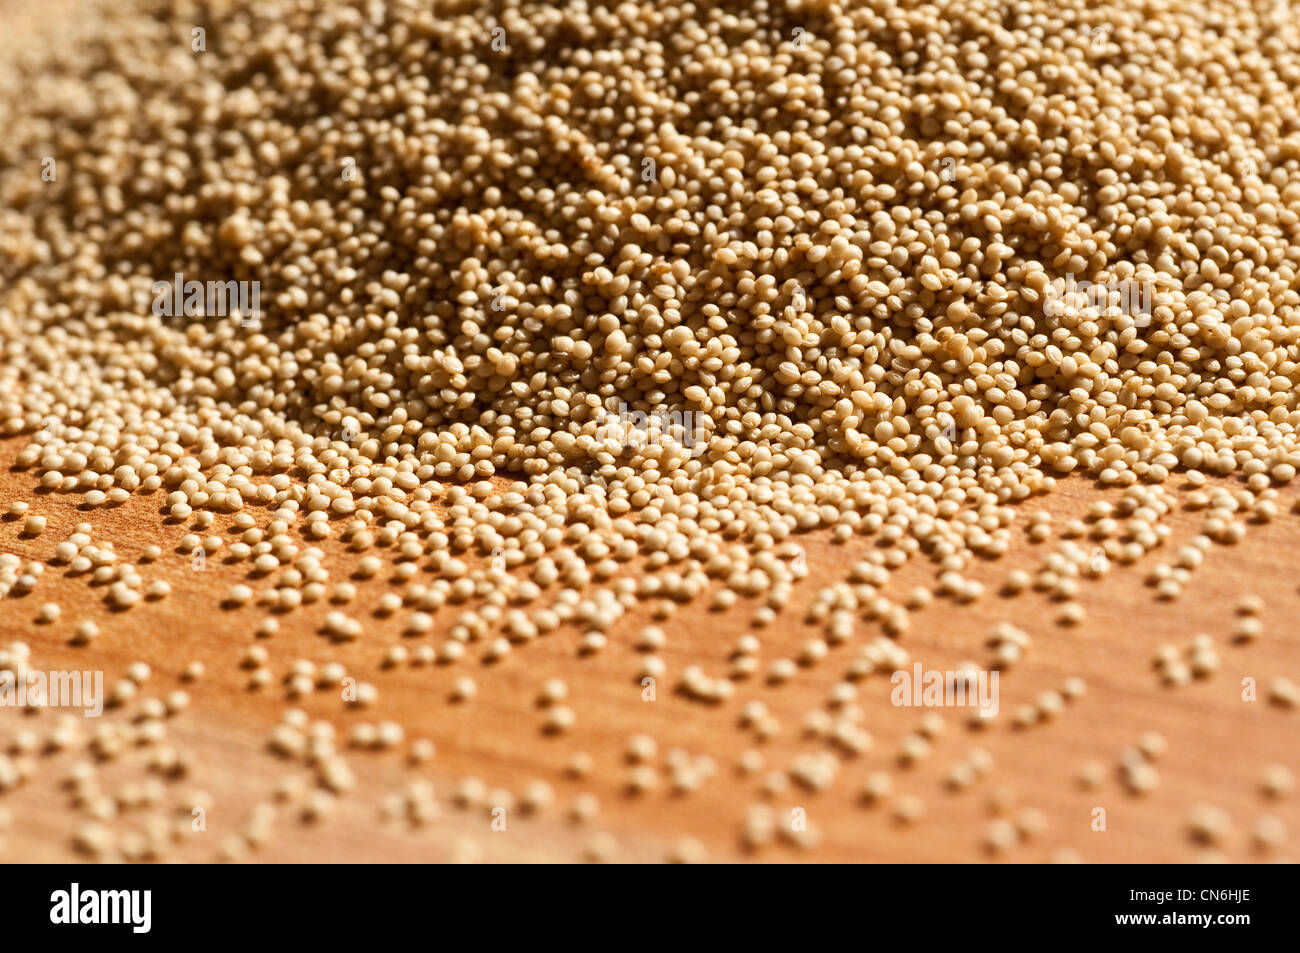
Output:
[[0, 0, 1295, 864], [0, 430, 1296, 864]]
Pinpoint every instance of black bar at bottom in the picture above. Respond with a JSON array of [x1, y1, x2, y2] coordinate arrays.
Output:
[[1, 864, 1282, 941]]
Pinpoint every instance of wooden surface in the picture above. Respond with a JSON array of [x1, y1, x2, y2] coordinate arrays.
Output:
[[0, 428, 1297, 864], [1, 0, 1297, 866]]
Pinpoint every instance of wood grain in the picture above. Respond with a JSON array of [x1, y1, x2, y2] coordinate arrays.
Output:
[[0, 0, 1296, 864], [0, 429, 1297, 864]]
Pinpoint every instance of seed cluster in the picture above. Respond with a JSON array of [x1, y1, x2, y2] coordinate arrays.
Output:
[[1, 0, 1299, 862]]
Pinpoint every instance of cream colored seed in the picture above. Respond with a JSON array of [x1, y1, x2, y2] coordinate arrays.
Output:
[[1253, 815, 1287, 850], [538, 679, 568, 705], [545, 706, 575, 734], [767, 659, 797, 684], [623, 765, 658, 795], [3, 0, 1300, 865], [125, 662, 150, 684], [667, 838, 708, 864], [1057, 603, 1085, 626], [225, 585, 252, 607], [1123, 762, 1160, 795], [1187, 803, 1232, 844], [1233, 617, 1262, 643], [984, 819, 1019, 853], [860, 771, 894, 804], [520, 780, 554, 815], [567, 752, 594, 778], [1078, 762, 1106, 790], [1261, 765, 1294, 799], [897, 735, 931, 766], [1236, 595, 1264, 616], [1061, 677, 1087, 700], [408, 739, 435, 764], [624, 734, 657, 764], [892, 795, 926, 824], [568, 793, 599, 824], [1269, 678, 1299, 708], [582, 833, 618, 864], [1137, 731, 1168, 760]]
